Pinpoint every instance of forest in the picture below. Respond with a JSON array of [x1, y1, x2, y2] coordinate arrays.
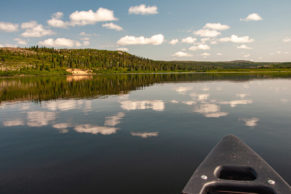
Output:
[[1, 47, 291, 75], [2, 73, 291, 104]]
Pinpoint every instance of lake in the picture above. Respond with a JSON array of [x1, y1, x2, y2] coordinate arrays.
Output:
[[0, 73, 291, 194]]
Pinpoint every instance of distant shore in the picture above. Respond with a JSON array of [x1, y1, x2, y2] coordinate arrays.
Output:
[[2, 69, 291, 78], [1, 47, 291, 76]]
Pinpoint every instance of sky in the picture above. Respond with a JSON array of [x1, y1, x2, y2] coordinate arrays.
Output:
[[0, 0, 291, 62]]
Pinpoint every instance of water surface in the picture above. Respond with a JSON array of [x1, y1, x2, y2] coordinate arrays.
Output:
[[0, 73, 291, 194]]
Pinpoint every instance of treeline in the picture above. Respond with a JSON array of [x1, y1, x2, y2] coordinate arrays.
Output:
[[2, 73, 291, 103], [1, 47, 291, 74]]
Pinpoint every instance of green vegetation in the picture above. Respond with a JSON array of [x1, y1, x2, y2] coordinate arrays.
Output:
[[2, 73, 291, 104], [1, 47, 291, 76]]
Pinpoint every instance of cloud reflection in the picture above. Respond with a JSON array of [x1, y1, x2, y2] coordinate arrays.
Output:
[[131, 132, 159, 138], [20, 104, 30, 111], [74, 124, 118, 135], [182, 101, 196, 105], [205, 112, 228, 118], [3, 119, 24, 127], [194, 104, 228, 118], [241, 118, 259, 127], [189, 93, 209, 102], [120, 100, 165, 111], [41, 100, 91, 112], [66, 75, 92, 82], [220, 100, 253, 107], [175, 86, 192, 94], [197, 94, 209, 101], [201, 87, 210, 91], [104, 112, 125, 126], [27, 111, 56, 127], [52, 123, 71, 133], [42, 100, 77, 111]]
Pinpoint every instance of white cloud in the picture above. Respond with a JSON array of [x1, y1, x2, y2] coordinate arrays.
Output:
[[0, 43, 17, 48], [81, 37, 90, 41], [236, 93, 248, 98], [283, 37, 291, 43], [21, 21, 54, 38], [201, 38, 210, 43], [173, 51, 192, 57], [21, 21, 38, 29], [201, 52, 210, 57], [70, 8, 117, 26], [244, 54, 251, 58], [189, 44, 210, 51], [117, 34, 164, 45], [48, 8, 117, 28], [104, 112, 125, 126], [74, 124, 118, 135], [131, 132, 159, 138], [117, 47, 129, 52], [14, 38, 27, 45], [237, 44, 252, 49], [169, 39, 179, 45], [128, 4, 158, 15], [27, 111, 56, 127], [0, 22, 18, 32], [102, 23, 123, 31], [194, 29, 221, 37], [82, 40, 90, 46], [216, 52, 222, 56], [120, 100, 165, 111], [80, 32, 94, 36], [52, 12, 63, 19], [203, 23, 230, 31], [220, 35, 254, 43], [241, 118, 259, 127], [3, 119, 24, 127], [39, 38, 82, 48], [241, 13, 263, 22], [48, 12, 68, 28], [210, 40, 217, 45], [182, 37, 197, 44]]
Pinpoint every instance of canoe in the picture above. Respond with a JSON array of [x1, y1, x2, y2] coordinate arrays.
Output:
[[182, 135, 291, 194]]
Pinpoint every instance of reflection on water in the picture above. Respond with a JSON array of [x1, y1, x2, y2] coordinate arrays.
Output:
[[66, 75, 93, 82], [131, 132, 159, 138], [0, 73, 291, 194], [120, 100, 165, 111]]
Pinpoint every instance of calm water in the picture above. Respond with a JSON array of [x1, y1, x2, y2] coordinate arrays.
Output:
[[0, 73, 291, 194]]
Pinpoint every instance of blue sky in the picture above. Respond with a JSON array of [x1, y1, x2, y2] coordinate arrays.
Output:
[[0, 0, 291, 61]]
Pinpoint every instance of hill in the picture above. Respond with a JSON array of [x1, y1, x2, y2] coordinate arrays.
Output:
[[1, 47, 291, 76]]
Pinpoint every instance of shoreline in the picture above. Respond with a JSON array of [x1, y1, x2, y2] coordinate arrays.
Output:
[[1, 70, 291, 78]]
